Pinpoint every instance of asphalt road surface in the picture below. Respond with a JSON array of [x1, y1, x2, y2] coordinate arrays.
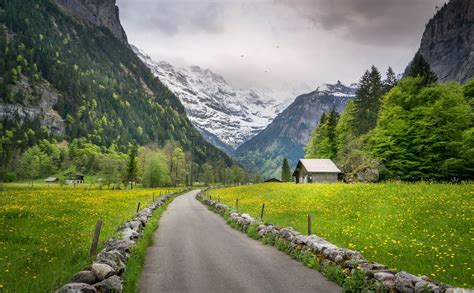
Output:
[[139, 189, 341, 293]]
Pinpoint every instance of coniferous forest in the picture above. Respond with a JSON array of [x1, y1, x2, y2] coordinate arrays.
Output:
[[0, 0, 245, 185]]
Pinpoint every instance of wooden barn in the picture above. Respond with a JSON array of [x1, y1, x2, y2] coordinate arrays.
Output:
[[293, 159, 341, 183]]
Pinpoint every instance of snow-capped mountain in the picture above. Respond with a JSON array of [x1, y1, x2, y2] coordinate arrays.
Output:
[[234, 81, 356, 177], [132, 46, 293, 153]]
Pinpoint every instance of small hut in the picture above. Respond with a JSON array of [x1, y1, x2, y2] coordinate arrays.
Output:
[[45, 177, 59, 184], [65, 173, 85, 185], [293, 159, 340, 183]]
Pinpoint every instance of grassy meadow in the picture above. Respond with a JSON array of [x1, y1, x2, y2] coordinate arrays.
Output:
[[0, 184, 180, 292], [208, 182, 473, 288]]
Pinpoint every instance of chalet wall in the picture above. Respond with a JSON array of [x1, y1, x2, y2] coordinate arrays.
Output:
[[310, 173, 337, 183]]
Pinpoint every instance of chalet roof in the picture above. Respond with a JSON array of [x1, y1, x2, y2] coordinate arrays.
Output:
[[293, 159, 341, 175], [264, 178, 282, 183], [45, 177, 59, 182]]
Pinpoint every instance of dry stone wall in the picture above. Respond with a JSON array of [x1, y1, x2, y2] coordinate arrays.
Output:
[[56, 190, 182, 293], [197, 190, 472, 293]]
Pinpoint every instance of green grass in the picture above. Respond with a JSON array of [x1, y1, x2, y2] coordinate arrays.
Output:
[[0, 184, 181, 292], [122, 194, 175, 293], [208, 182, 474, 288]]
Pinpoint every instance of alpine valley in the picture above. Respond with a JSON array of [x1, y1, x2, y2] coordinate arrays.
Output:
[[234, 82, 356, 178], [133, 46, 294, 154]]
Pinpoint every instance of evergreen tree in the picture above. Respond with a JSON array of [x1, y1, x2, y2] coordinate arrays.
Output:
[[351, 66, 384, 136], [384, 67, 398, 92], [406, 52, 438, 86], [126, 143, 138, 189], [281, 158, 292, 182], [305, 110, 340, 160]]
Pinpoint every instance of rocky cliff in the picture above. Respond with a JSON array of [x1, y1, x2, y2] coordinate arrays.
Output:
[[417, 0, 473, 83], [54, 0, 128, 44]]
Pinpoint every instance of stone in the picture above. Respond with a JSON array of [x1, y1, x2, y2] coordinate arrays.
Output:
[[91, 263, 115, 280], [93, 275, 123, 293], [56, 283, 96, 293], [395, 271, 422, 292], [334, 254, 344, 263], [415, 280, 439, 292], [138, 215, 148, 226], [121, 227, 139, 240], [359, 262, 388, 272], [374, 272, 395, 282], [104, 239, 134, 255], [383, 280, 395, 290], [125, 221, 142, 232], [69, 271, 99, 285], [96, 251, 126, 274]]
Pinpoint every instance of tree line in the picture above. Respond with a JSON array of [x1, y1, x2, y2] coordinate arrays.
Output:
[[12, 138, 253, 188], [305, 54, 473, 182]]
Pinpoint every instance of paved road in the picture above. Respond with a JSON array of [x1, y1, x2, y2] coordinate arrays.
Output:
[[139, 190, 341, 293]]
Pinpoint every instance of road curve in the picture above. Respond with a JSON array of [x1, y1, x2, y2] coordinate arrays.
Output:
[[139, 190, 341, 293]]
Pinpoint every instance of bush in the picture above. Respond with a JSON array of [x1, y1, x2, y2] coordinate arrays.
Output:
[[4, 172, 16, 182]]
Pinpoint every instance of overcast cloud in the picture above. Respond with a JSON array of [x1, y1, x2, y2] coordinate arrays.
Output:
[[116, 0, 446, 98]]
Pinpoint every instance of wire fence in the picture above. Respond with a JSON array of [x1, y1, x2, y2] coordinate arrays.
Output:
[[0, 189, 182, 267], [203, 192, 473, 253]]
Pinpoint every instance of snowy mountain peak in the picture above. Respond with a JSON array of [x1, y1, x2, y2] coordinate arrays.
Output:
[[132, 45, 292, 153]]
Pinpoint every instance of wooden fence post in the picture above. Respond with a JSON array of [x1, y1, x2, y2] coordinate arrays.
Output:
[[152, 193, 155, 202], [89, 220, 102, 256], [260, 203, 265, 220], [136, 202, 141, 213], [236, 197, 239, 211], [308, 213, 312, 235]]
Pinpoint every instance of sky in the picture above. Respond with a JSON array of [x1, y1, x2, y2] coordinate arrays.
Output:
[[116, 0, 447, 98]]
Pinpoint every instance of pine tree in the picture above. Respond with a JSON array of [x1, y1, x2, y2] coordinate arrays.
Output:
[[327, 107, 340, 153], [351, 66, 384, 136], [384, 67, 398, 92], [281, 158, 292, 182], [126, 143, 138, 189], [406, 52, 437, 86], [305, 110, 340, 160]]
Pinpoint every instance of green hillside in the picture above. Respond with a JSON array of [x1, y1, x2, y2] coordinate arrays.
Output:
[[0, 0, 231, 174]]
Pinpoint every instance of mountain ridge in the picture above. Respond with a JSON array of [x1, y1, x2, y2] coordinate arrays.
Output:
[[234, 81, 356, 178], [0, 0, 232, 168], [132, 45, 294, 153]]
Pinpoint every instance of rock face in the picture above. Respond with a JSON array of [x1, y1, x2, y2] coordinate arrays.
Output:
[[54, 0, 128, 44], [417, 0, 474, 83], [132, 45, 294, 153], [234, 82, 355, 178]]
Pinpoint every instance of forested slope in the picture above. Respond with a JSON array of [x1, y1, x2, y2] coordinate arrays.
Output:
[[0, 0, 231, 173]]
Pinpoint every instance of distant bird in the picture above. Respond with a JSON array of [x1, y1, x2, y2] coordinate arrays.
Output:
[[241, 55, 244, 58], [276, 45, 280, 48]]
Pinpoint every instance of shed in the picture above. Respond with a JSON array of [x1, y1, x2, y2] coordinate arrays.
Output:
[[263, 178, 282, 183], [45, 177, 59, 184], [65, 172, 85, 184], [293, 159, 341, 183]]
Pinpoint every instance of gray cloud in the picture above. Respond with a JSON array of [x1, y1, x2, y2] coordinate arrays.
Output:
[[279, 0, 446, 47], [116, 0, 446, 98], [118, 0, 225, 36]]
